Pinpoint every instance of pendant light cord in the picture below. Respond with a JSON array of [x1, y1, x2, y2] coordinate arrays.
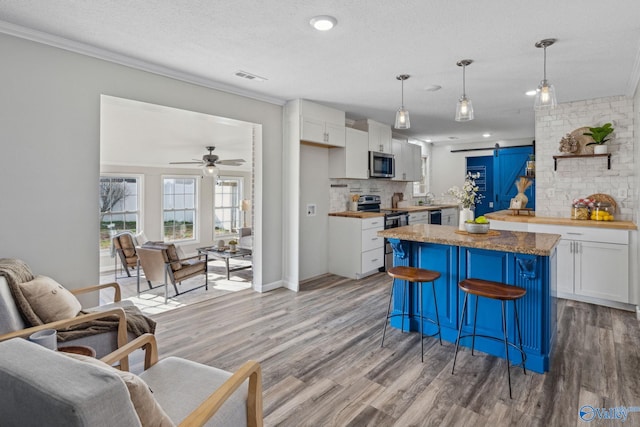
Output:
[[543, 46, 547, 81], [462, 64, 466, 96], [401, 78, 405, 108]]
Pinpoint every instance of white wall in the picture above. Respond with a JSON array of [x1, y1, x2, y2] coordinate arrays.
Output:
[[299, 144, 329, 280], [0, 34, 283, 298]]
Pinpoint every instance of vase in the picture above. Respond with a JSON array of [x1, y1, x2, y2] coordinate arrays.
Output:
[[593, 144, 608, 154], [515, 192, 528, 209], [459, 207, 474, 231]]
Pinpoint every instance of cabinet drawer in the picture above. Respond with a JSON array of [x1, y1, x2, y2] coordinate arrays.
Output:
[[362, 227, 384, 251], [362, 248, 383, 272], [362, 217, 384, 230], [528, 224, 629, 244]]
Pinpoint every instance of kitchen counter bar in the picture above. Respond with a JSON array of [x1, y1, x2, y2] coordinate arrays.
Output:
[[378, 224, 560, 373], [328, 211, 384, 218], [387, 204, 459, 212], [378, 224, 560, 256], [485, 210, 637, 230]]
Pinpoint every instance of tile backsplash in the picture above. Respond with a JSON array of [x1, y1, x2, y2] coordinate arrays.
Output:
[[535, 95, 636, 221], [329, 179, 413, 211]]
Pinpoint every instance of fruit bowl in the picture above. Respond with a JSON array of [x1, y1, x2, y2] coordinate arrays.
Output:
[[464, 221, 490, 234]]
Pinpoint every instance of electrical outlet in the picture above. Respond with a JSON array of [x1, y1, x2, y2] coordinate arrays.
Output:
[[617, 188, 627, 198], [546, 188, 555, 198], [307, 204, 316, 216]]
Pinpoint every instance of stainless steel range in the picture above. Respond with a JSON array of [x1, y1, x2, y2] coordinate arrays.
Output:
[[357, 195, 409, 271]]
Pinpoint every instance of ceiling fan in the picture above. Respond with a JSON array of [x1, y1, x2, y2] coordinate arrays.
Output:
[[170, 146, 246, 175]]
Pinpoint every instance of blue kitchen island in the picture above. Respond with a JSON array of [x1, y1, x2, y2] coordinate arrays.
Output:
[[378, 224, 560, 373]]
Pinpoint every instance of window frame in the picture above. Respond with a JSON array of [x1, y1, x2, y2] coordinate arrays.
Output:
[[214, 175, 244, 238], [412, 155, 429, 197], [161, 175, 199, 243], [99, 174, 143, 252]]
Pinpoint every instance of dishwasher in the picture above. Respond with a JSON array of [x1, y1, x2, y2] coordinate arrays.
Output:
[[428, 210, 442, 225]]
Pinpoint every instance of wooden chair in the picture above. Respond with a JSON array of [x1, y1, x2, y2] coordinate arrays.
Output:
[[0, 334, 263, 426]]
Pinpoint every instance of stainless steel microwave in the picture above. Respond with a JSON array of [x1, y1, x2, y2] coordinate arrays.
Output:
[[369, 151, 395, 178]]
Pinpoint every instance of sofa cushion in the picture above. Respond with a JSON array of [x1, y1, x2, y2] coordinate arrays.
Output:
[[140, 357, 248, 426], [64, 353, 175, 427], [0, 338, 141, 427], [0, 276, 26, 334], [18, 275, 82, 324]]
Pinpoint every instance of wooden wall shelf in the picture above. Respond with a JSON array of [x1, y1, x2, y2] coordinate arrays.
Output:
[[552, 153, 611, 171]]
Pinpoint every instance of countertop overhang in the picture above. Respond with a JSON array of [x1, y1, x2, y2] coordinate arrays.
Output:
[[378, 224, 560, 256], [328, 211, 384, 218], [485, 210, 637, 230], [387, 204, 459, 212]]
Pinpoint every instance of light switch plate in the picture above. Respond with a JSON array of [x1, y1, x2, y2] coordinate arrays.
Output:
[[307, 204, 316, 216]]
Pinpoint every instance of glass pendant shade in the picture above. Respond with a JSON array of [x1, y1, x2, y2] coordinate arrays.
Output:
[[455, 95, 474, 121], [534, 79, 556, 109], [395, 107, 410, 129], [454, 59, 474, 122], [394, 74, 410, 129], [534, 39, 558, 110], [202, 163, 217, 176]]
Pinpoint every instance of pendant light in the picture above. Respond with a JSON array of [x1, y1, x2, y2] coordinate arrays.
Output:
[[455, 59, 474, 122], [394, 74, 411, 129], [534, 38, 557, 109]]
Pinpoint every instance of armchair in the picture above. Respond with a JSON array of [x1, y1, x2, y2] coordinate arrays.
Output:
[[0, 335, 263, 426], [137, 243, 208, 303], [112, 231, 139, 278]]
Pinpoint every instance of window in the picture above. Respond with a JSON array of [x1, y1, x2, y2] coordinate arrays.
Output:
[[214, 176, 243, 236], [99, 176, 141, 250], [413, 156, 428, 196], [163, 177, 197, 242]]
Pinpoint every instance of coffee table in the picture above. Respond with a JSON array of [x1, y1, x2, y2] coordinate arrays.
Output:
[[197, 247, 252, 280]]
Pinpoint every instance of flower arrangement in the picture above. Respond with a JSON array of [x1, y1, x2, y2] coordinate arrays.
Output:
[[447, 172, 483, 209]]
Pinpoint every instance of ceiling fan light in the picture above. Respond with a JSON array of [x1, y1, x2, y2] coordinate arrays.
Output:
[[455, 95, 474, 121], [395, 107, 410, 129], [202, 163, 218, 176]]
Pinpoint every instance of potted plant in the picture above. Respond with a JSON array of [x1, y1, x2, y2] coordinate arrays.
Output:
[[584, 123, 614, 154], [228, 239, 238, 252]]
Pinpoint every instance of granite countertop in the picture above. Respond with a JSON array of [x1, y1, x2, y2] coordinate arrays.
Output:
[[387, 204, 459, 212], [378, 224, 560, 256], [328, 211, 385, 218], [485, 210, 637, 230]]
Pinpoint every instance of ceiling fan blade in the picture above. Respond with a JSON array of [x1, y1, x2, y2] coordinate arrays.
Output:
[[216, 159, 246, 165], [169, 161, 203, 165]]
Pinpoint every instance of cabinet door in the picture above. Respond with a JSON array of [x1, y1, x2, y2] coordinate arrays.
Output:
[[379, 125, 392, 153], [391, 139, 407, 181], [576, 241, 629, 302], [556, 239, 574, 295], [300, 116, 326, 144], [344, 127, 368, 179], [325, 122, 346, 147]]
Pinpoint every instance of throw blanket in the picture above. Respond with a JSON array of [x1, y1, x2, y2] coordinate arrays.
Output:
[[0, 258, 155, 341]]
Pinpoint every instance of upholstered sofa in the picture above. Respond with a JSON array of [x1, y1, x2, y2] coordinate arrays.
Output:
[[0, 335, 263, 426]]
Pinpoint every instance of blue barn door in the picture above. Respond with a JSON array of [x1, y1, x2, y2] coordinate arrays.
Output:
[[493, 146, 535, 211], [466, 156, 493, 216]]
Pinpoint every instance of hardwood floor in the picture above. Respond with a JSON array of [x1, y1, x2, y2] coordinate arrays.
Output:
[[151, 272, 640, 426]]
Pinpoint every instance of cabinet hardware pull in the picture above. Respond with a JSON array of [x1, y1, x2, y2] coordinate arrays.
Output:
[[567, 232, 583, 235], [371, 258, 378, 262]]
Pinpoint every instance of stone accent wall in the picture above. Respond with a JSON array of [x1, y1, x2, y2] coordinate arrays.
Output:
[[535, 95, 636, 220]]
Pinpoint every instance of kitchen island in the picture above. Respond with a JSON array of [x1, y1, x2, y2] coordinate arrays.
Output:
[[378, 224, 561, 373]]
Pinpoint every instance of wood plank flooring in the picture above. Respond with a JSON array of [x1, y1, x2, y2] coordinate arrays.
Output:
[[150, 272, 640, 426]]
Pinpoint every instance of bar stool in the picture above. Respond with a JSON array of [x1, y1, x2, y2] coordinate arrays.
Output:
[[381, 266, 442, 362], [451, 278, 527, 399]]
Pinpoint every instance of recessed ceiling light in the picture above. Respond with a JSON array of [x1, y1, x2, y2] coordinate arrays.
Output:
[[424, 85, 442, 92], [482, 133, 491, 138], [310, 15, 337, 31], [525, 90, 537, 96]]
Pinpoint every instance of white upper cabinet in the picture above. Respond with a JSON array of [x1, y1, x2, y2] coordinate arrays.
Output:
[[353, 119, 391, 153], [297, 99, 346, 147], [391, 138, 422, 181], [329, 127, 369, 179]]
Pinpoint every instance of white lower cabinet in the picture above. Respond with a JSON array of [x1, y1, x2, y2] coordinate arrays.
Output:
[[329, 216, 384, 279], [529, 224, 630, 304], [441, 208, 458, 226], [409, 211, 429, 225]]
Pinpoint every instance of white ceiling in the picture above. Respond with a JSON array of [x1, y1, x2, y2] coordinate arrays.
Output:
[[101, 95, 254, 172], [2, 0, 640, 148]]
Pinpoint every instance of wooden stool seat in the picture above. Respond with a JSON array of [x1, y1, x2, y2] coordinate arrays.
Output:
[[459, 278, 526, 300], [387, 266, 441, 283]]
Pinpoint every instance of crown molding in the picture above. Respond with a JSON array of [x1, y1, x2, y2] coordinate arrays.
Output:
[[0, 20, 286, 106]]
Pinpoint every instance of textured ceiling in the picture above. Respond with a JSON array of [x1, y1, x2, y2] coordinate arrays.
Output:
[[2, 0, 640, 149]]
